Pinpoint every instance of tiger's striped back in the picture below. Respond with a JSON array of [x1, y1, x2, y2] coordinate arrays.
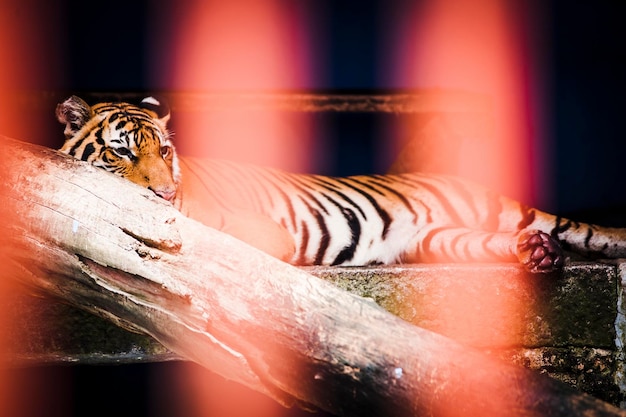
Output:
[[57, 96, 626, 272], [176, 157, 626, 268]]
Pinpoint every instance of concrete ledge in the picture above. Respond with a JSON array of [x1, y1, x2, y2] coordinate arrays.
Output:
[[495, 347, 620, 405], [309, 263, 618, 348], [3, 262, 624, 406]]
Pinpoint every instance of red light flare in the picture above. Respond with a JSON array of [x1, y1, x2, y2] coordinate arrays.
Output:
[[154, 1, 315, 414], [384, 0, 549, 204], [1, 1, 67, 414], [382, 2, 548, 413], [151, 362, 291, 417], [154, 0, 317, 173], [0, 2, 23, 410], [0, 0, 65, 143], [0, 255, 17, 417]]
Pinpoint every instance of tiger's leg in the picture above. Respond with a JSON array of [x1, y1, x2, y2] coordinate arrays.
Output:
[[406, 227, 564, 273]]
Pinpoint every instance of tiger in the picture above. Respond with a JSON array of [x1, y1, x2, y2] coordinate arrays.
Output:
[[55, 95, 626, 273]]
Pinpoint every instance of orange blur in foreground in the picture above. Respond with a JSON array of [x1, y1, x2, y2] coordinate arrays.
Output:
[[389, 1, 540, 414], [1, 2, 67, 414], [165, 1, 313, 415], [1, 4, 30, 415], [167, 0, 314, 173], [390, 0, 540, 201]]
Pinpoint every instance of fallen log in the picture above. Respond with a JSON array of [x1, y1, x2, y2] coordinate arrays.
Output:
[[0, 135, 624, 417]]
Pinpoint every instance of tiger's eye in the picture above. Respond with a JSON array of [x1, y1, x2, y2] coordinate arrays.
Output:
[[160, 146, 172, 158], [113, 147, 133, 158]]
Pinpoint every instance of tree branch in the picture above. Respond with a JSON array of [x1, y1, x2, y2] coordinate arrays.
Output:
[[0, 135, 623, 417]]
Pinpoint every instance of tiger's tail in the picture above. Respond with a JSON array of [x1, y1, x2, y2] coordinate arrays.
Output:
[[528, 210, 626, 260]]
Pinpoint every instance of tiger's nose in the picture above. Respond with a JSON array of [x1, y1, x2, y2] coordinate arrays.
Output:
[[150, 187, 176, 202]]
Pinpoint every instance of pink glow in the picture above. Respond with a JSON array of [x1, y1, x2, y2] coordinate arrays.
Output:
[[170, 0, 311, 91], [165, 2, 314, 414], [163, 0, 315, 172], [163, 363, 289, 417], [387, 0, 543, 203], [1, 2, 67, 414], [386, 3, 543, 412], [1, 5, 31, 415]]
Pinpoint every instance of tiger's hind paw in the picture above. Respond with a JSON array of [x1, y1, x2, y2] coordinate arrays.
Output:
[[517, 230, 565, 273]]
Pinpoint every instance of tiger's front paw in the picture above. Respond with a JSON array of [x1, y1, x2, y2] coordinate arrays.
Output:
[[517, 230, 564, 273]]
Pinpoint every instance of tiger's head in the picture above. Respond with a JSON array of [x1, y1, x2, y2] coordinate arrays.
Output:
[[56, 96, 180, 202]]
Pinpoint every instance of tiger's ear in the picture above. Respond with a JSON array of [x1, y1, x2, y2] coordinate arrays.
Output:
[[56, 96, 93, 139], [140, 96, 170, 125]]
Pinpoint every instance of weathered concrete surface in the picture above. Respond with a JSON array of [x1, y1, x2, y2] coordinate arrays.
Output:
[[502, 347, 615, 386], [309, 263, 618, 348], [3, 262, 624, 406], [495, 347, 621, 406]]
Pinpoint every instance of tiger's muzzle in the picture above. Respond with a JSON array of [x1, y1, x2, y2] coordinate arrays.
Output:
[[150, 187, 177, 202]]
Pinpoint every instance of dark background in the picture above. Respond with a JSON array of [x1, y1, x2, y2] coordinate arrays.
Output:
[[2, 0, 625, 216], [1, 0, 625, 416]]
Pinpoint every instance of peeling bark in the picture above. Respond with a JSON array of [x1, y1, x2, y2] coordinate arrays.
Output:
[[0, 135, 624, 417]]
